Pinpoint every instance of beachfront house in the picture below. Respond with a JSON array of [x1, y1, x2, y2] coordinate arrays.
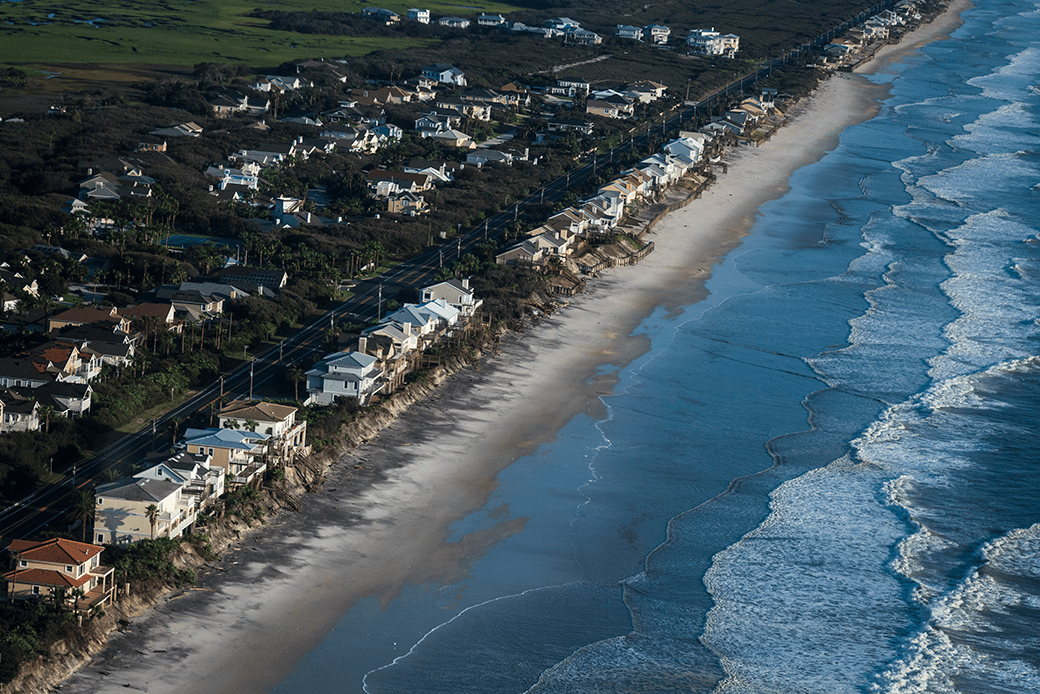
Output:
[[217, 400, 309, 465], [305, 351, 384, 406], [93, 476, 198, 545], [420, 278, 483, 318], [182, 427, 268, 487], [134, 450, 226, 510], [496, 239, 547, 266], [1, 538, 114, 612]]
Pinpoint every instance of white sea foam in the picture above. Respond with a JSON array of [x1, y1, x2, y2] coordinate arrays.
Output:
[[876, 525, 1040, 693]]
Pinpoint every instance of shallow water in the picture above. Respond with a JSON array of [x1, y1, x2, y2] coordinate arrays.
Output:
[[274, 1, 1040, 691]]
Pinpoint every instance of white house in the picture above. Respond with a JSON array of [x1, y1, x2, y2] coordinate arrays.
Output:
[[687, 28, 740, 57], [420, 278, 483, 317], [417, 299, 461, 328], [477, 13, 506, 26], [644, 24, 670, 44], [407, 8, 430, 23], [217, 400, 309, 463], [93, 476, 197, 545], [422, 63, 467, 86], [616, 25, 643, 40], [438, 16, 471, 29]]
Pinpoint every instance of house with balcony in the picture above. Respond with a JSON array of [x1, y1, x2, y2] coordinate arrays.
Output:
[[408, 8, 430, 23], [387, 191, 430, 216], [134, 450, 225, 511], [93, 476, 198, 545], [546, 207, 590, 238], [361, 321, 420, 357], [587, 94, 635, 119], [1, 538, 114, 612], [305, 351, 384, 406], [420, 278, 483, 318], [182, 427, 268, 487], [382, 305, 439, 338], [616, 24, 643, 41], [217, 400, 309, 464], [422, 64, 467, 87], [22, 342, 101, 384], [0, 388, 40, 433], [367, 170, 434, 197], [644, 24, 670, 44], [438, 16, 471, 29], [18, 381, 92, 418], [495, 239, 546, 266], [687, 28, 740, 57]]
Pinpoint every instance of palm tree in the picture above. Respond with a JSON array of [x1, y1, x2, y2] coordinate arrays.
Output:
[[37, 402, 55, 434], [69, 488, 96, 543], [244, 419, 259, 433], [169, 417, 183, 447], [286, 366, 305, 402], [146, 504, 159, 540]]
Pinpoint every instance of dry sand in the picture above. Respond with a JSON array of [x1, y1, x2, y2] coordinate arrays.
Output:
[[59, 4, 970, 692]]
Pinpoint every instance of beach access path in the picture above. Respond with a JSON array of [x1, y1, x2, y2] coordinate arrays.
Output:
[[58, 4, 969, 691]]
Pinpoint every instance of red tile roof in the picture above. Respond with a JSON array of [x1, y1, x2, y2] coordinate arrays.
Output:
[[1, 567, 92, 588], [7, 537, 103, 565]]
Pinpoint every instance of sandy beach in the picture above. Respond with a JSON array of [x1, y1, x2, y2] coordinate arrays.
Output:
[[58, 4, 970, 692]]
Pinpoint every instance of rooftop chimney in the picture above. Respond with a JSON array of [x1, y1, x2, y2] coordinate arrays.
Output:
[[358, 336, 368, 353]]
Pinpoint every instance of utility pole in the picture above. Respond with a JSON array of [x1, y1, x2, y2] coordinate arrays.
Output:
[[249, 359, 254, 401], [457, 239, 462, 259], [378, 284, 383, 320], [220, 375, 224, 399]]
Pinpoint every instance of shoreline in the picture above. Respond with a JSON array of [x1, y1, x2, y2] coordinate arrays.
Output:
[[55, 5, 970, 692]]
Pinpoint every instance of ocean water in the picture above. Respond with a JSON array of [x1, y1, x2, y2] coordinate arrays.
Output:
[[274, 0, 1040, 691]]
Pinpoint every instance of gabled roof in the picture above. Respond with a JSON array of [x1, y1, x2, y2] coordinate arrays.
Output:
[[50, 306, 119, 326], [0, 357, 51, 381], [5, 537, 103, 565], [183, 427, 267, 450], [218, 400, 297, 423], [385, 305, 436, 327], [309, 351, 378, 375], [97, 476, 182, 503]]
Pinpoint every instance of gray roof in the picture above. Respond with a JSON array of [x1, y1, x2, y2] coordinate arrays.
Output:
[[97, 477, 181, 502]]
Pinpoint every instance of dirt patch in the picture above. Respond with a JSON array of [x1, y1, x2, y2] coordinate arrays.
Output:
[[0, 62, 192, 114]]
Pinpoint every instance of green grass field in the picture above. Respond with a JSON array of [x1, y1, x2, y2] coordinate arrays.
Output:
[[0, 0, 516, 68]]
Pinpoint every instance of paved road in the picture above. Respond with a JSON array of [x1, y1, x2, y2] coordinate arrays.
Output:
[[0, 0, 901, 539]]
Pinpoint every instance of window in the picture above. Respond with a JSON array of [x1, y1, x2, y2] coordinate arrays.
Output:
[[31, 586, 40, 595], [97, 534, 104, 543], [266, 427, 273, 435], [208, 447, 214, 456], [65, 565, 73, 573], [19, 560, 27, 568]]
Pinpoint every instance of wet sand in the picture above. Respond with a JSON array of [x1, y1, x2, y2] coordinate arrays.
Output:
[[59, 4, 970, 692]]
